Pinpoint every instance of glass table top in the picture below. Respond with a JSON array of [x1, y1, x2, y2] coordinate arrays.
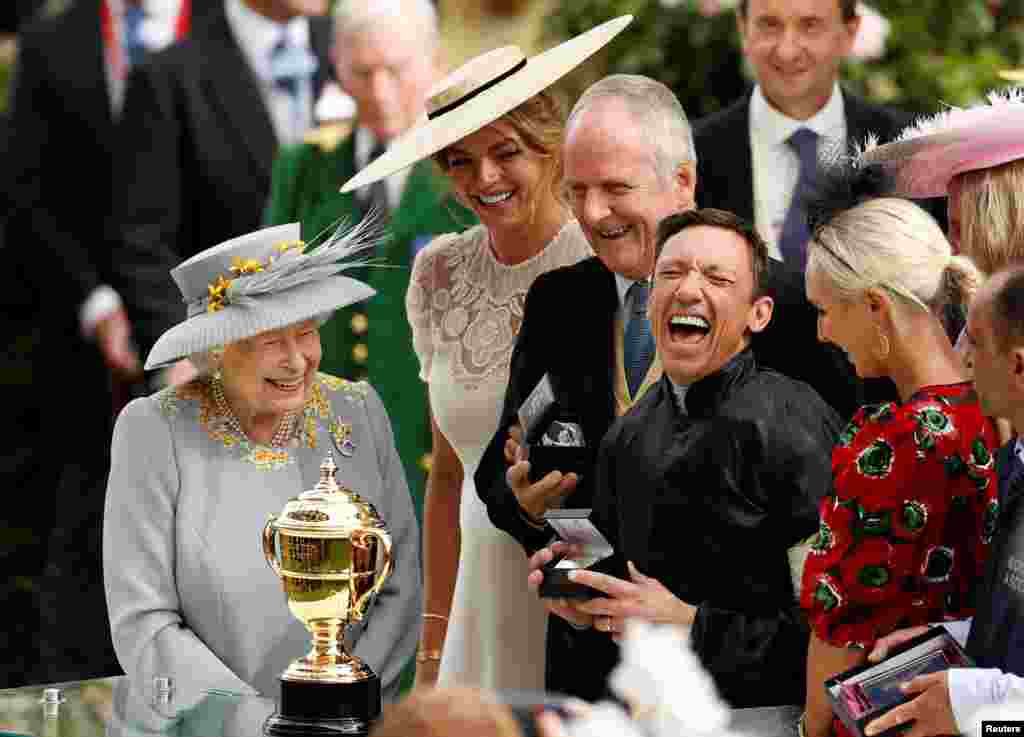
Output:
[[0, 677, 277, 737], [0, 678, 803, 737]]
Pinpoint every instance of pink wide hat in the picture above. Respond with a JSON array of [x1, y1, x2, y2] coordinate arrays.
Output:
[[861, 87, 1024, 198]]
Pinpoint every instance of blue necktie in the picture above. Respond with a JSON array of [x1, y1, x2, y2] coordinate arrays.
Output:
[[624, 281, 654, 398], [268, 33, 316, 99], [779, 127, 820, 271], [122, 4, 147, 70]]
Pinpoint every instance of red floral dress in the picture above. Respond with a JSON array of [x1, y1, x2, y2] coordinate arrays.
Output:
[[801, 383, 998, 734]]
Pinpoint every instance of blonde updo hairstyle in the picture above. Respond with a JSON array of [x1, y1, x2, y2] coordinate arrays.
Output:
[[434, 90, 566, 226], [808, 198, 981, 331], [957, 157, 1024, 276]]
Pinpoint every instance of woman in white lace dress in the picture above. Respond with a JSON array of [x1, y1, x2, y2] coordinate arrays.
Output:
[[406, 94, 590, 685], [338, 18, 630, 691]]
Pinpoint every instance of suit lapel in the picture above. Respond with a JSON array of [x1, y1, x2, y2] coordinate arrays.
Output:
[[308, 16, 332, 99], [590, 258, 619, 417], [62, 0, 115, 140], [723, 95, 756, 221], [197, 10, 277, 179], [842, 90, 873, 154]]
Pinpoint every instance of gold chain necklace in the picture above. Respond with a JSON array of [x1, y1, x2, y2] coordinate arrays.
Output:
[[210, 375, 297, 448]]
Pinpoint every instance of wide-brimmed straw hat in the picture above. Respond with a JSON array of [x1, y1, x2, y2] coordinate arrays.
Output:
[[145, 222, 378, 370], [339, 15, 633, 195], [861, 87, 1024, 198]]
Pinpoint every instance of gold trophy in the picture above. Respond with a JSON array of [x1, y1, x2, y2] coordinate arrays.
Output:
[[262, 455, 393, 737]]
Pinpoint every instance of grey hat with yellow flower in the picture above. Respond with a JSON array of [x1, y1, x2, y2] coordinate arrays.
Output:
[[145, 221, 378, 370]]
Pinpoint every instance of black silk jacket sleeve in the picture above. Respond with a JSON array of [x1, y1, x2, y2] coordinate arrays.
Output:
[[590, 351, 842, 708]]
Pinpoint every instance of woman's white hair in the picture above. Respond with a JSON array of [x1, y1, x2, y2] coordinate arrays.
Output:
[[567, 74, 696, 184], [808, 198, 981, 323], [187, 312, 334, 377]]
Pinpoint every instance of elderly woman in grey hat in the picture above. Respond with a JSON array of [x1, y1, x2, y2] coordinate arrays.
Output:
[[102, 222, 421, 702]]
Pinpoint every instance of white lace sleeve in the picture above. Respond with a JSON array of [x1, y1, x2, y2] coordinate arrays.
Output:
[[406, 233, 458, 382]]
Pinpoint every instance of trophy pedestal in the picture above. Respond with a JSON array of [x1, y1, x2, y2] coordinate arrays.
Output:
[[264, 676, 381, 737]]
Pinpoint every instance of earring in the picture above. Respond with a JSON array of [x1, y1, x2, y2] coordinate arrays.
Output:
[[875, 328, 891, 361]]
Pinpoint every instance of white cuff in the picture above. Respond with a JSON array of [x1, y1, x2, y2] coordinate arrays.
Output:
[[948, 667, 1004, 734], [80, 285, 123, 337]]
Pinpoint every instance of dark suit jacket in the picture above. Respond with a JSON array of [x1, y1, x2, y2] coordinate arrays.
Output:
[[1, 0, 166, 685], [966, 442, 1024, 674], [7, 0, 125, 314], [692, 88, 931, 414], [475, 256, 619, 556], [112, 4, 332, 358]]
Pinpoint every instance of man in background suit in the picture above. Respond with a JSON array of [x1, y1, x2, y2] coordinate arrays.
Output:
[[693, 0, 918, 415], [112, 0, 332, 373], [3, 0, 195, 684]]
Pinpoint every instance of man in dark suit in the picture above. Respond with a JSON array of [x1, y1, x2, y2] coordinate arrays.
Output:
[[474, 74, 853, 700], [695, 0, 911, 262], [3, 0, 196, 685], [693, 0, 927, 413], [112, 0, 332, 371]]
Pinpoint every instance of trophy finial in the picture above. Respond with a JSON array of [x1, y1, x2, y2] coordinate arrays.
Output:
[[315, 454, 340, 493]]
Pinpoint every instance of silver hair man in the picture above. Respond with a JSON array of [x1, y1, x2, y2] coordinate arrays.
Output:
[[567, 73, 697, 184]]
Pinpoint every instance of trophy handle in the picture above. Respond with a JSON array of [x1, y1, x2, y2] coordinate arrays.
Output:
[[352, 529, 393, 620], [262, 518, 282, 576]]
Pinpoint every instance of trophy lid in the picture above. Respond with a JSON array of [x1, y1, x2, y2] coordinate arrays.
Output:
[[272, 455, 387, 537]]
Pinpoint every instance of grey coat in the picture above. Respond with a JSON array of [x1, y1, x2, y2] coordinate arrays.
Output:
[[103, 374, 421, 703]]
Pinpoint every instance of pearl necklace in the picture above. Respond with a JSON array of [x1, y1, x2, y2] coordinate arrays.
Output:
[[210, 375, 297, 448]]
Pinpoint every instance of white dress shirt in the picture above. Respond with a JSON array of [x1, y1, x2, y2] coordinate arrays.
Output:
[[224, 0, 315, 146], [749, 82, 846, 261], [354, 127, 411, 211]]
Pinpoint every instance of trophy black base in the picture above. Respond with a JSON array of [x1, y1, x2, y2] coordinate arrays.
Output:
[[264, 675, 381, 737]]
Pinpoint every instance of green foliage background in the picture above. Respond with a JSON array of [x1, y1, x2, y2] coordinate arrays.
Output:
[[547, 0, 1024, 119]]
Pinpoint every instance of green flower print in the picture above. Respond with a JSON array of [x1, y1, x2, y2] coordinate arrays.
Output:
[[838, 420, 861, 448], [923, 546, 955, 582], [814, 579, 842, 612], [858, 564, 891, 588], [917, 406, 953, 435], [857, 439, 895, 479], [970, 437, 994, 470], [860, 511, 891, 537], [865, 403, 895, 424], [811, 521, 835, 553], [902, 501, 928, 532]]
